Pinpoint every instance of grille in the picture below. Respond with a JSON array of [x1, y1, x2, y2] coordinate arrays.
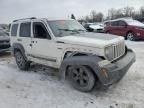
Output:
[[106, 41, 125, 61], [0, 40, 10, 49], [0, 45, 10, 49], [111, 41, 125, 60], [0, 40, 10, 44]]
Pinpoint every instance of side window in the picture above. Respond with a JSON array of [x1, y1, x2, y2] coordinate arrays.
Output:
[[33, 22, 51, 39], [11, 24, 18, 36], [20, 22, 31, 37], [118, 21, 126, 26], [111, 21, 118, 26]]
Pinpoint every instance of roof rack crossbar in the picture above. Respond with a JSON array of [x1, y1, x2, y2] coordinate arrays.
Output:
[[13, 17, 36, 22]]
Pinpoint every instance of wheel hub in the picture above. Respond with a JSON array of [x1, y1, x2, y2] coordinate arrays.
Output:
[[71, 67, 89, 86], [127, 33, 134, 41]]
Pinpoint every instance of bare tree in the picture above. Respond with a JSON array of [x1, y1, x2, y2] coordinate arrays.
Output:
[[115, 9, 124, 19], [108, 8, 117, 20], [90, 10, 97, 22], [123, 6, 134, 17], [90, 10, 104, 22], [140, 6, 144, 16], [79, 6, 144, 22], [107, 7, 135, 20], [85, 16, 90, 22], [96, 12, 104, 22], [71, 14, 76, 20]]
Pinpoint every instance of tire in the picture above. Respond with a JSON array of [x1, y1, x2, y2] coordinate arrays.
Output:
[[127, 32, 136, 41], [14, 51, 30, 70], [67, 65, 96, 92], [88, 28, 94, 32]]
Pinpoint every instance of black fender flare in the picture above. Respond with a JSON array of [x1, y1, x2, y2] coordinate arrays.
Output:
[[12, 43, 27, 60], [60, 55, 104, 83]]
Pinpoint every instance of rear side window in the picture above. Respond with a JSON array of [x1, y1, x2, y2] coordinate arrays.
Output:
[[20, 22, 31, 37], [11, 24, 18, 36]]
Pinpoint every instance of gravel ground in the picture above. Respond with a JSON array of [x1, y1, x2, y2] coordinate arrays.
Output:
[[0, 41, 144, 108]]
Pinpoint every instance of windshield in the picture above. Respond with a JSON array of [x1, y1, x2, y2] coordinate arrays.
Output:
[[48, 20, 86, 37], [0, 31, 8, 36], [126, 20, 144, 26]]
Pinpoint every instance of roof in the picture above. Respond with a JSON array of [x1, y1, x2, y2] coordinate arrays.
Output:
[[12, 17, 73, 23], [136, 17, 144, 22], [104, 17, 133, 22]]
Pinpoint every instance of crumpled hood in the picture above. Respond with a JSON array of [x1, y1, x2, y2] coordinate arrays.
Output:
[[56, 32, 124, 48]]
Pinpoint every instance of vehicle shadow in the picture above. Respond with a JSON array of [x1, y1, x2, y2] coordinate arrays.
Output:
[[27, 63, 61, 82], [27, 63, 116, 94], [91, 82, 119, 96]]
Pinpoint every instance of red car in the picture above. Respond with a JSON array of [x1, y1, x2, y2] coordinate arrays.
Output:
[[104, 19, 144, 41]]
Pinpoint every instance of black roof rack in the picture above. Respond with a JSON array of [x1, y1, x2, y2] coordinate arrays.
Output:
[[13, 17, 36, 22]]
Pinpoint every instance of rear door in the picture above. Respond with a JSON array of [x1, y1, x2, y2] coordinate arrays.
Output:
[[16, 22, 32, 55], [10, 23, 18, 46]]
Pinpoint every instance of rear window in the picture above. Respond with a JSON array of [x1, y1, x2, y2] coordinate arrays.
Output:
[[11, 24, 18, 36], [20, 22, 31, 37]]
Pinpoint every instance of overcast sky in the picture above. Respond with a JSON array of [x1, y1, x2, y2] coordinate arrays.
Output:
[[0, 0, 143, 23]]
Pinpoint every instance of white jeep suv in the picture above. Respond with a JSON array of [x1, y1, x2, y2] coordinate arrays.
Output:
[[10, 17, 135, 92]]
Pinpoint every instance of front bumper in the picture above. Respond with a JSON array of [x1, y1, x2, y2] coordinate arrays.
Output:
[[0, 48, 10, 53], [0, 44, 10, 53], [94, 29, 104, 33], [99, 49, 136, 86]]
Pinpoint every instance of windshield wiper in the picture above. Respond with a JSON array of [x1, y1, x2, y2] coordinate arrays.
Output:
[[58, 29, 81, 35], [72, 29, 85, 32]]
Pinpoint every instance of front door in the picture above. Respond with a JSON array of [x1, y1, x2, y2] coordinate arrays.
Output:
[[117, 21, 128, 36], [110, 21, 119, 35], [30, 21, 58, 68]]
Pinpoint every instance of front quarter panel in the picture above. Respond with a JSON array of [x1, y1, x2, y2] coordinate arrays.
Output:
[[59, 44, 105, 65]]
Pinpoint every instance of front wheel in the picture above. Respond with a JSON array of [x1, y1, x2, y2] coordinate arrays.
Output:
[[67, 65, 96, 92], [127, 32, 136, 41]]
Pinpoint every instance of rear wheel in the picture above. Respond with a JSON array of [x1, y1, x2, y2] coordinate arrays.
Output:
[[14, 51, 30, 70], [67, 65, 96, 92], [127, 32, 136, 41]]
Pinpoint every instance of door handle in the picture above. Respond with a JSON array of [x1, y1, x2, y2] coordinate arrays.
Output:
[[31, 41, 34, 43], [29, 44, 32, 47], [31, 41, 37, 43], [17, 39, 22, 41]]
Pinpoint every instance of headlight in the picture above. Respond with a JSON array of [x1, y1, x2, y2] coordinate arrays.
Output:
[[105, 46, 113, 61]]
